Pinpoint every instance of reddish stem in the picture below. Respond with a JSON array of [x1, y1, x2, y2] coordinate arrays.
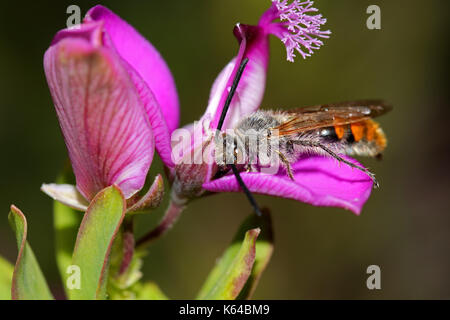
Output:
[[135, 201, 185, 250]]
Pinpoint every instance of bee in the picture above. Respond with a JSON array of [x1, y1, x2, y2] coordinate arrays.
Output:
[[214, 100, 392, 187]]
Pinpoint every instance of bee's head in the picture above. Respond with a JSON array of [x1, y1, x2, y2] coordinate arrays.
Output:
[[214, 131, 245, 166]]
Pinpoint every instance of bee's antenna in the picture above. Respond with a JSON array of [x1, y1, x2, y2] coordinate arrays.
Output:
[[216, 58, 249, 132], [216, 57, 262, 217], [230, 163, 263, 216]]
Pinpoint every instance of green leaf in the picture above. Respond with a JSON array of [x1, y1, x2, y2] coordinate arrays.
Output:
[[53, 166, 83, 297], [197, 224, 260, 300], [136, 282, 168, 300], [237, 210, 274, 299], [8, 205, 53, 300], [0, 256, 14, 300], [69, 185, 125, 300]]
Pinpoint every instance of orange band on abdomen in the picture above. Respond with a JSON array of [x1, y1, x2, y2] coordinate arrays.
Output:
[[334, 125, 345, 140], [350, 122, 365, 142]]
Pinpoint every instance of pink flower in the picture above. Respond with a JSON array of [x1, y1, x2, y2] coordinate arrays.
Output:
[[173, 0, 373, 215], [44, 2, 373, 216], [43, 5, 179, 201]]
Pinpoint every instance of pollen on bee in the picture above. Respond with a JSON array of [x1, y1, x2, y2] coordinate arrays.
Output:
[[365, 119, 387, 150], [366, 121, 377, 141]]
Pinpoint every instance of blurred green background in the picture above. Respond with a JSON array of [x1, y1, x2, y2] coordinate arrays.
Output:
[[1, 0, 449, 299]]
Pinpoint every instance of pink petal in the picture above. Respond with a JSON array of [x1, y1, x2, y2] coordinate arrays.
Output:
[[121, 59, 174, 167], [44, 23, 154, 200], [85, 5, 177, 167], [205, 24, 270, 130], [203, 156, 373, 215], [85, 5, 179, 132]]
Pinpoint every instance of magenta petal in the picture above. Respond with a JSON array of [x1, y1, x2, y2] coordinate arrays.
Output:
[[203, 156, 373, 215], [44, 24, 154, 200], [205, 24, 270, 130], [85, 5, 179, 133], [82, 7, 176, 169], [86, 5, 179, 132], [120, 59, 174, 167]]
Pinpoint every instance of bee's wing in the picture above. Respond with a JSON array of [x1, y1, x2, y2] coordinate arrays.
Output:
[[273, 100, 392, 135]]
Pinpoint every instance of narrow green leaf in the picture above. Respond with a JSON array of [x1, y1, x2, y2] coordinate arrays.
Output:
[[237, 209, 274, 299], [197, 226, 260, 300], [53, 165, 83, 297], [136, 282, 169, 300], [0, 256, 14, 300], [8, 205, 53, 300], [69, 185, 125, 300]]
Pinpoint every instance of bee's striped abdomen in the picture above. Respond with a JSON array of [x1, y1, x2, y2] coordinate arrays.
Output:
[[319, 120, 387, 157]]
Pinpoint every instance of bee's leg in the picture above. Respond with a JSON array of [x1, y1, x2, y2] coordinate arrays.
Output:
[[276, 151, 295, 181], [294, 141, 379, 188], [245, 164, 257, 173]]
